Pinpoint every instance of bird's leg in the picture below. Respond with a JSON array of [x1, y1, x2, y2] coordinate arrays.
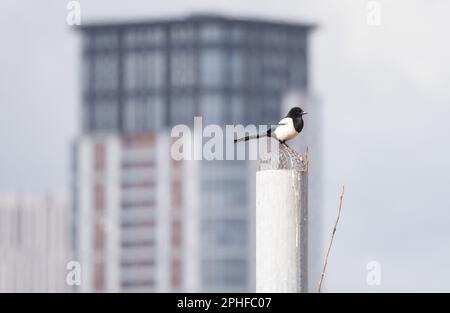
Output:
[[280, 141, 290, 149]]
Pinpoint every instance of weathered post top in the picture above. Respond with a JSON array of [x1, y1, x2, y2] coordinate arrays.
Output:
[[257, 144, 308, 171], [256, 144, 308, 293]]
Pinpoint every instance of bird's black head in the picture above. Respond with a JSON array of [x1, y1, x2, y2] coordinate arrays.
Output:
[[286, 107, 308, 119]]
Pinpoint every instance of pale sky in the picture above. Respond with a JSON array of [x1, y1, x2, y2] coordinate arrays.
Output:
[[1, 0, 450, 292]]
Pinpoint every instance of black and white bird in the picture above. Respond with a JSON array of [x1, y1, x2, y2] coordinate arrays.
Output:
[[234, 107, 308, 146]]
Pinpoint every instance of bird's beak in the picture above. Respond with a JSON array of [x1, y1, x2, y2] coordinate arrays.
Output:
[[302, 112, 308, 115]]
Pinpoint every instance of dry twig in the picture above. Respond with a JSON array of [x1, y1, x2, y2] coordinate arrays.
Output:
[[317, 185, 345, 293]]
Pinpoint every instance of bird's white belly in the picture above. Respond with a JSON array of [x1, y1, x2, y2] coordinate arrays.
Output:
[[274, 123, 298, 142]]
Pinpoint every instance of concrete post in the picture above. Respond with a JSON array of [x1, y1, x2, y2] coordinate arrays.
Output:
[[256, 149, 308, 293]]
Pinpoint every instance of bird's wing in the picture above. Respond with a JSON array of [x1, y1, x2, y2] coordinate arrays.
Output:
[[277, 117, 291, 126], [273, 117, 297, 141], [266, 117, 290, 137]]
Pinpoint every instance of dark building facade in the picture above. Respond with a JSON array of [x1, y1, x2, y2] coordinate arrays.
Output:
[[81, 14, 311, 132]]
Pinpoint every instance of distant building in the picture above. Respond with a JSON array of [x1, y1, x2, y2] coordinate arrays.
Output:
[[0, 193, 68, 292], [73, 14, 318, 292], [74, 133, 198, 292]]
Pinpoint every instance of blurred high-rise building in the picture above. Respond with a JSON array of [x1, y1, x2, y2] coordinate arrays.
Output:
[[0, 193, 68, 292], [73, 14, 318, 292]]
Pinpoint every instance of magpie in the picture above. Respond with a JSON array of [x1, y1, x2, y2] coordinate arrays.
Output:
[[233, 107, 308, 146]]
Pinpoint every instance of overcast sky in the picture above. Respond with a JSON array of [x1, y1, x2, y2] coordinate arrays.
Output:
[[1, 0, 450, 292]]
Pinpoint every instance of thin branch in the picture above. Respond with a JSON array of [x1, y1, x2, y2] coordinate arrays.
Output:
[[317, 185, 345, 293]]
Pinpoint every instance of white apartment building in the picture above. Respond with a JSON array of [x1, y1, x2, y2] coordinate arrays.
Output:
[[0, 193, 68, 292], [74, 132, 254, 292]]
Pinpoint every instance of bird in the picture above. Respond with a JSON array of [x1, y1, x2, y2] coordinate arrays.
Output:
[[234, 107, 308, 147]]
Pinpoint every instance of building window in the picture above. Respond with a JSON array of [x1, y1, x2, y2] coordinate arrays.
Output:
[[93, 53, 119, 92], [263, 95, 281, 123], [169, 96, 195, 126], [172, 220, 182, 247], [82, 57, 91, 94], [172, 180, 182, 209], [229, 96, 244, 123], [94, 184, 105, 210], [171, 50, 195, 87], [201, 180, 247, 210], [200, 94, 223, 125], [200, 48, 224, 87], [244, 26, 262, 44], [200, 23, 225, 42], [124, 96, 163, 133], [171, 258, 182, 288], [94, 142, 105, 172], [243, 95, 265, 126], [263, 75, 287, 91], [231, 26, 245, 43], [121, 280, 155, 289], [202, 220, 247, 248], [264, 28, 287, 48], [264, 52, 288, 71], [124, 27, 164, 47], [93, 31, 118, 50], [125, 51, 165, 91], [245, 50, 263, 88], [95, 221, 105, 248], [82, 33, 93, 51], [263, 52, 288, 90], [202, 260, 247, 287], [230, 50, 244, 88], [92, 100, 119, 131], [288, 54, 307, 88], [82, 103, 90, 132], [289, 31, 307, 50], [94, 262, 105, 291], [171, 25, 194, 44]]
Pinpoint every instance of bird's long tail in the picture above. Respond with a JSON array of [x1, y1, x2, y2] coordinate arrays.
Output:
[[234, 129, 271, 143]]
